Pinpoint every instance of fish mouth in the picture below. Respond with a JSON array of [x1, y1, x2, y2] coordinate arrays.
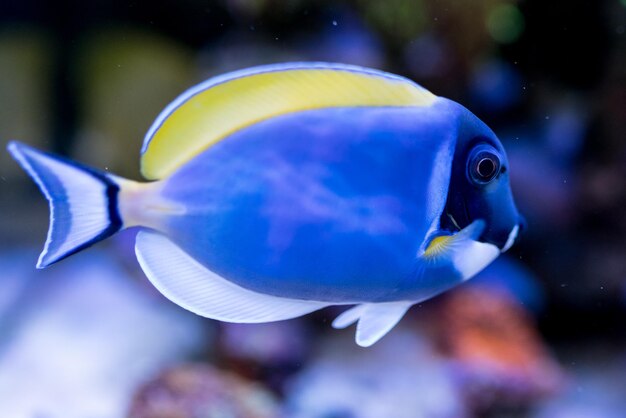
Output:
[[501, 224, 519, 252], [440, 200, 521, 253]]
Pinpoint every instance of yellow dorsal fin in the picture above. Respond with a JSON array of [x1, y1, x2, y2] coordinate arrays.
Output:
[[140, 62, 437, 179]]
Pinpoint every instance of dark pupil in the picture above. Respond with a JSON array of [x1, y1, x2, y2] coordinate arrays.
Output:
[[477, 157, 496, 178]]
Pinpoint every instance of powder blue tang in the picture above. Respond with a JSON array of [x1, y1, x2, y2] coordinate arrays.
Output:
[[7, 62, 523, 346], [161, 105, 455, 302]]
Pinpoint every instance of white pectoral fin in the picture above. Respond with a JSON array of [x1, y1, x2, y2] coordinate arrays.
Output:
[[333, 302, 412, 347], [453, 239, 501, 280], [423, 219, 500, 281], [135, 231, 329, 323]]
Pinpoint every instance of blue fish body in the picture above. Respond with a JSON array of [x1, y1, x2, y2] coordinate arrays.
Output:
[[161, 103, 457, 302], [7, 62, 523, 346]]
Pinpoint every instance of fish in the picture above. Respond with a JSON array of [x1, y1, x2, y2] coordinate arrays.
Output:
[[7, 62, 523, 347]]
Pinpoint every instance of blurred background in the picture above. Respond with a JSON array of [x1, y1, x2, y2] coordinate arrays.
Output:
[[0, 0, 625, 417]]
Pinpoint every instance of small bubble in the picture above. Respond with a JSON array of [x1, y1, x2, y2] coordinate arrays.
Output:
[[560, 283, 567, 288], [545, 115, 550, 120], [332, 20, 337, 26]]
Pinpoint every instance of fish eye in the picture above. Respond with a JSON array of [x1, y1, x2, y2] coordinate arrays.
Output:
[[468, 145, 501, 184]]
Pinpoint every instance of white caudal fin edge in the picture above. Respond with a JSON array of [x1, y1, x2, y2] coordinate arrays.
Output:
[[333, 302, 413, 347], [7, 141, 122, 268], [135, 230, 330, 323]]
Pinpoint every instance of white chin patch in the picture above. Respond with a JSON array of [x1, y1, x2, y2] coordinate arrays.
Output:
[[501, 224, 519, 253]]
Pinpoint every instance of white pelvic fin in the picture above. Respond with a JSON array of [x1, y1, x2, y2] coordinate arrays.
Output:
[[332, 302, 412, 347], [135, 230, 329, 323], [332, 304, 367, 329], [7, 141, 122, 268], [356, 303, 412, 347]]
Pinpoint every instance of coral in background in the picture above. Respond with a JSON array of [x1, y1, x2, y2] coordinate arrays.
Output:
[[128, 363, 280, 418], [435, 286, 565, 416]]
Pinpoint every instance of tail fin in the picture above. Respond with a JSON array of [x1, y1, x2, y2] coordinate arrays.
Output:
[[7, 141, 123, 268]]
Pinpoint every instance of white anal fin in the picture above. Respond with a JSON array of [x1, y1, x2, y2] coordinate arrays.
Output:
[[333, 302, 412, 347], [135, 231, 329, 323]]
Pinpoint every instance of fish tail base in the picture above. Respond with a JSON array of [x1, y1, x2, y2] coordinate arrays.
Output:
[[7, 141, 123, 268]]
